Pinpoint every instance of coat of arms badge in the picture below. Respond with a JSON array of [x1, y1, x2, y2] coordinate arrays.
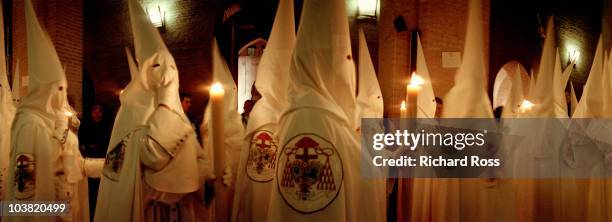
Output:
[[277, 134, 343, 213], [246, 131, 278, 182]]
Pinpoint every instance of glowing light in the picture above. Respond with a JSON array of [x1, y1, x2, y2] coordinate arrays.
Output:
[[409, 72, 425, 87], [357, 0, 378, 17], [64, 109, 74, 117], [569, 50, 580, 64], [519, 100, 535, 113], [566, 44, 581, 64], [147, 6, 165, 28], [210, 82, 225, 95], [400, 100, 407, 110]]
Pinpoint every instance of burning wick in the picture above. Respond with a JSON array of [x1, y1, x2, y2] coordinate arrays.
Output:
[[519, 100, 534, 113], [408, 72, 425, 89]]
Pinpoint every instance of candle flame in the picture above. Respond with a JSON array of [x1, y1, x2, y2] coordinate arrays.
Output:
[[409, 72, 425, 87], [519, 100, 534, 113], [400, 100, 407, 110], [210, 82, 225, 93]]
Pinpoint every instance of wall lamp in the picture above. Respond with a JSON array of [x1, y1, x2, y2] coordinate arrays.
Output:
[[147, 5, 166, 29], [357, 0, 378, 18]]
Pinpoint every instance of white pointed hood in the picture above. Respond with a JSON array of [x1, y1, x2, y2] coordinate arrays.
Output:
[[246, 0, 295, 135], [11, 60, 20, 104], [105, 0, 165, 152], [232, 2, 295, 219], [553, 48, 574, 118], [415, 33, 436, 118], [527, 68, 536, 99], [106, 47, 155, 152], [285, 0, 357, 127], [17, 0, 68, 132], [569, 81, 578, 116], [502, 63, 526, 118], [573, 36, 606, 118], [527, 17, 556, 117], [125, 47, 139, 81], [268, 1, 386, 220], [130, 0, 168, 63], [356, 29, 383, 120], [442, 0, 492, 118], [128, 0, 184, 115]]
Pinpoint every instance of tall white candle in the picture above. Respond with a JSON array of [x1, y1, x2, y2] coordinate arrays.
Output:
[[210, 82, 226, 171], [209, 82, 230, 221]]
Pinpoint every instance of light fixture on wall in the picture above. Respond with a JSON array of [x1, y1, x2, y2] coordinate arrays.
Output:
[[565, 43, 581, 66], [147, 5, 165, 28], [357, 0, 378, 18], [569, 49, 580, 64]]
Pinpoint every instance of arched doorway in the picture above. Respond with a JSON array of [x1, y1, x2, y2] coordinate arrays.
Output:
[[492, 61, 530, 109]]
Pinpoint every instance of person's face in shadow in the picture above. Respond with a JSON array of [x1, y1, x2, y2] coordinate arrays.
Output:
[[181, 97, 192, 113]]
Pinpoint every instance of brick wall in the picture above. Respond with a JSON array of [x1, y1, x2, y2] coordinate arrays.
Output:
[[379, 0, 490, 117], [605, 0, 612, 49], [490, 0, 604, 98], [11, 0, 83, 113], [84, 0, 219, 116]]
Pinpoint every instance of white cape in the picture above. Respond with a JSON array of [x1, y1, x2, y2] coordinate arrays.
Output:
[[266, 0, 385, 221], [232, 0, 295, 221]]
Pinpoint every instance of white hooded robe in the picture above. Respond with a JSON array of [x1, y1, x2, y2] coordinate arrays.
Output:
[[266, 0, 386, 221], [94, 0, 211, 221], [231, 0, 295, 221], [6, 1, 102, 221]]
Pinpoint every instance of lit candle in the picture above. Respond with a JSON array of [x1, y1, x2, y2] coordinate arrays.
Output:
[[400, 100, 408, 118], [209, 82, 230, 221], [518, 99, 534, 114], [210, 82, 225, 173], [399, 100, 408, 132], [406, 72, 424, 118]]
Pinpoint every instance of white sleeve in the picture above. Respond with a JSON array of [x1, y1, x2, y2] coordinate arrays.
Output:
[[140, 106, 193, 171], [140, 136, 172, 171]]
